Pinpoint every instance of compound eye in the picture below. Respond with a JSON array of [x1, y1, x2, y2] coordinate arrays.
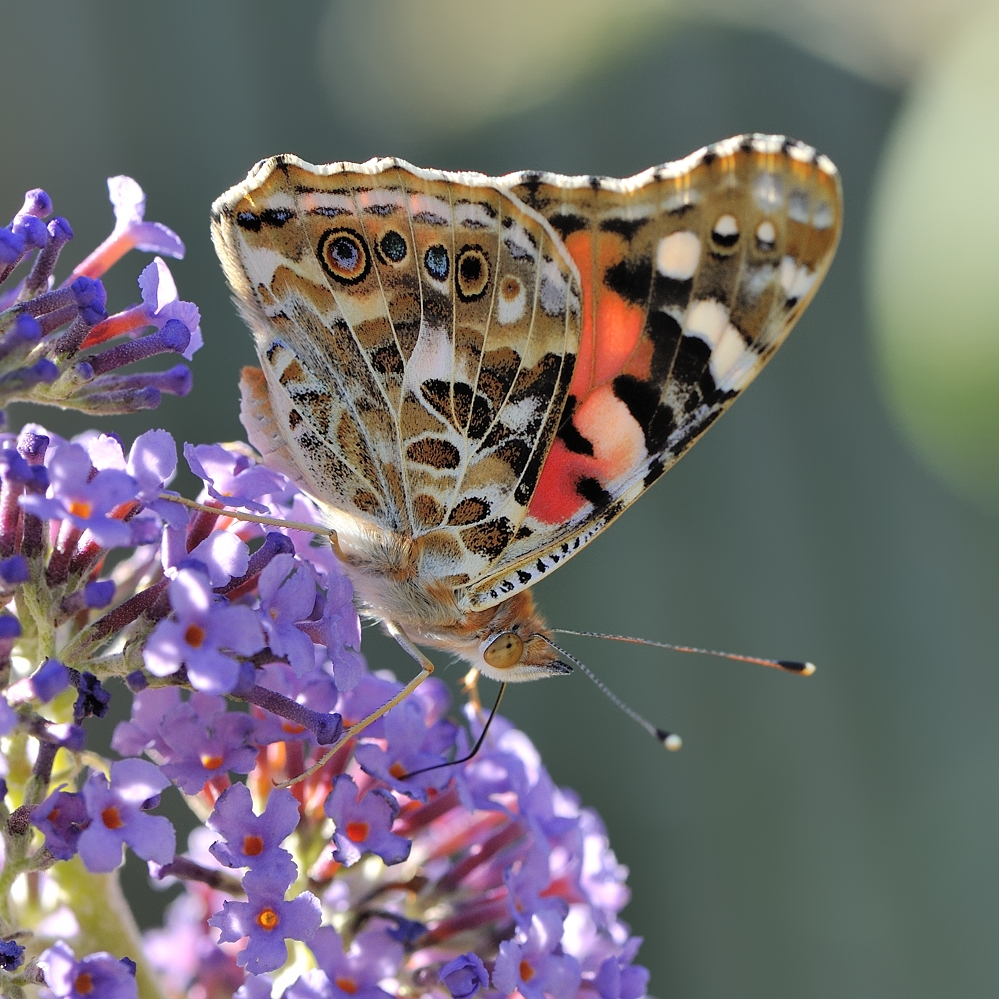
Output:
[[483, 631, 524, 670]]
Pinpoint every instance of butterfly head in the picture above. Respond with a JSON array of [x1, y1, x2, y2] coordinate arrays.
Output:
[[464, 591, 572, 684]]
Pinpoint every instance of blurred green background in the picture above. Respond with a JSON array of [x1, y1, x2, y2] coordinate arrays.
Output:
[[3, 1, 999, 996]]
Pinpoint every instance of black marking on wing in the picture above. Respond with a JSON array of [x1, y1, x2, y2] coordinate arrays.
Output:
[[599, 217, 645, 240], [556, 395, 594, 456]]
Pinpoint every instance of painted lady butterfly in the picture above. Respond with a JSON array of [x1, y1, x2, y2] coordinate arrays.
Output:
[[211, 134, 841, 696]]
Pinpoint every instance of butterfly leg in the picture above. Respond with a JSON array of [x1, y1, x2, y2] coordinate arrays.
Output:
[[278, 622, 434, 788]]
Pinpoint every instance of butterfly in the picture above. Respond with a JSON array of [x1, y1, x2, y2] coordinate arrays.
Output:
[[210, 134, 841, 695]]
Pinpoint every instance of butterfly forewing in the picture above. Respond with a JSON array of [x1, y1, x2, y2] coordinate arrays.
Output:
[[470, 136, 841, 605]]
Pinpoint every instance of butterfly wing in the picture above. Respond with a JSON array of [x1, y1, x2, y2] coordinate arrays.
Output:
[[467, 135, 842, 607], [212, 156, 582, 589]]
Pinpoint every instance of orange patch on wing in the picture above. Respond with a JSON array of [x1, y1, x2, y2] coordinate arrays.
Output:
[[593, 290, 645, 386], [528, 440, 587, 524], [621, 335, 654, 381], [563, 231, 645, 397], [529, 385, 646, 524]]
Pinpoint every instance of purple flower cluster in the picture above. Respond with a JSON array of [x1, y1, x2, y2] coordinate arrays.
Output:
[[0, 177, 649, 999], [0, 177, 197, 419]]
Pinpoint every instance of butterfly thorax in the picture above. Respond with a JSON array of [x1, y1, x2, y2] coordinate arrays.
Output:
[[332, 519, 570, 683]]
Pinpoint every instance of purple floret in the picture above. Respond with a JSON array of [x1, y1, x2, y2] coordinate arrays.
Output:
[[439, 952, 489, 999], [0, 554, 29, 584], [354, 696, 457, 801], [324, 774, 411, 868], [207, 781, 299, 887], [185, 442, 287, 514], [0, 938, 25, 972], [157, 694, 258, 793], [257, 553, 318, 675], [493, 908, 582, 999], [182, 530, 250, 588], [208, 871, 321, 975], [297, 570, 365, 691], [73, 671, 111, 721], [32, 787, 90, 860], [38, 941, 138, 999], [76, 758, 175, 873], [306, 926, 403, 999], [32, 658, 69, 702], [592, 954, 650, 999], [20, 442, 137, 549], [111, 685, 181, 758], [142, 567, 263, 694], [125, 428, 189, 530]]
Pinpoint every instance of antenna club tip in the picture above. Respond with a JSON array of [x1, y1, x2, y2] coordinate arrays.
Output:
[[657, 730, 682, 751], [777, 659, 816, 676]]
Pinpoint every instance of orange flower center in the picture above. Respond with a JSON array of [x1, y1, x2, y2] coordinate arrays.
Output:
[[184, 623, 206, 648], [345, 821, 369, 844], [256, 907, 279, 930], [101, 806, 123, 830], [68, 499, 92, 519], [388, 762, 406, 779], [200, 754, 224, 771], [520, 960, 535, 983], [74, 972, 94, 994], [335, 978, 358, 994], [243, 834, 264, 856]]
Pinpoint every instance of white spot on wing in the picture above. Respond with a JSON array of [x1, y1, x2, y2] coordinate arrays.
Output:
[[408, 193, 451, 223], [779, 256, 817, 302], [455, 202, 498, 231], [713, 214, 739, 239], [754, 173, 783, 210], [407, 324, 454, 383], [812, 200, 834, 230], [538, 258, 568, 317], [502, 396, 542, 434], [751, 135, 783, 155], [497, 275, 526, 325], [788, 191, 810, 223], [656, 231, 700, 279], [684, 299, 729, 348], [787, 141, 816, 163], [710, 323, 757, 391], [744, 263, 776, 299], [756, 220, 776, 250]]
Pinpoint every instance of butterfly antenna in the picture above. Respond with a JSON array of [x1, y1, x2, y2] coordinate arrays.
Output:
[[399, 682, 508, 780], [539, 636, 682, 751], [551, 629, 815, 676]]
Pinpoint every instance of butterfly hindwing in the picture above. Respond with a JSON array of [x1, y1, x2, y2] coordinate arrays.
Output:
[[469, 135, 842, 606], [213, 156, 581, 589]]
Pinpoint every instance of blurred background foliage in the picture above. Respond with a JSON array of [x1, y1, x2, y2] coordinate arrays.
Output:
[[2, 2, 998, 996]]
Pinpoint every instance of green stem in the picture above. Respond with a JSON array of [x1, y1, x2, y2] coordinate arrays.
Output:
[[49, 857, 167, 999], [19, 576, 54, 662]]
